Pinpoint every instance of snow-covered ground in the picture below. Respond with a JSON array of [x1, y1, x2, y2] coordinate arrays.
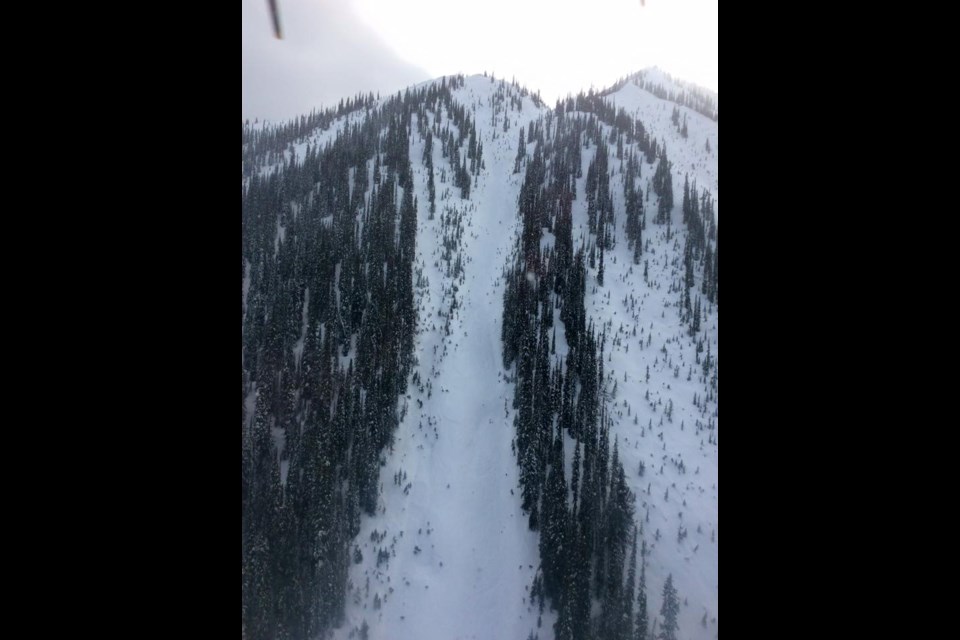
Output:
[[605, 75, 718, 221], [269, 71, 719, 640], [581, 77, 719, 637], [334, 76, 552, 640]]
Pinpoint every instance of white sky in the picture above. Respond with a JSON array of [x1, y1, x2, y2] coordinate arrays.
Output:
[[242, 0, 717, 121]]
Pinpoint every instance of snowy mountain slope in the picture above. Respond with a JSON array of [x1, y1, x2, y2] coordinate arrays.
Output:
[[333, 76, 554, 640], [335, 73, 717, 640], [628, 67, 718, 112], [493, 68, 718, 639], [604, 76, 718, 220], [242, 70, 717, 640], [577, 76, 718, 638]]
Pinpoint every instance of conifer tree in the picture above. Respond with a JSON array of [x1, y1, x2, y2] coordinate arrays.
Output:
[[658, 574, 679, 640]]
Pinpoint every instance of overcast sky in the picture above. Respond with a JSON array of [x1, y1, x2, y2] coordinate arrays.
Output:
[[242, 0, 718, 122]]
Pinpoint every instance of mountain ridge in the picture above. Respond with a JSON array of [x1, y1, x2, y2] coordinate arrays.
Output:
[[242, 70, 718, 640]]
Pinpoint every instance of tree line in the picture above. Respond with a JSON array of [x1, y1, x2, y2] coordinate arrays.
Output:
[[241, 76, 478, 640]]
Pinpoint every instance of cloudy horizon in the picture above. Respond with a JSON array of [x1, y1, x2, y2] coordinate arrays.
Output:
[[243, 0, 717, 122]]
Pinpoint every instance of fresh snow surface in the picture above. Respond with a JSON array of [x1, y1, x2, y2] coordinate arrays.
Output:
[[587, 76, 719, 637], [633, 67, 718, 110], [269, 73, 719, 640], [334, 76, 550, 640], [606, 77, 718, 221]]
